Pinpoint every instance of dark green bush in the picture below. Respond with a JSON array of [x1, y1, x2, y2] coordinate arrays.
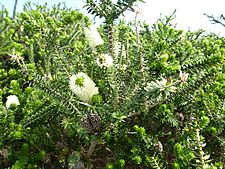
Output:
[[0, 1, 225, 168]]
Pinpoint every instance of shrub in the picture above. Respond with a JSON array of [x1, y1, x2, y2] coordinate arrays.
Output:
[[0, 1, 225, 168]]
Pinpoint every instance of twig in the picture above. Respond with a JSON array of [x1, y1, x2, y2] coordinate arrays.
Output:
[[116, 0, 136, 17], [13, 0, 18, 19], [204, 13, 225, 28], [86, 140, 98, 159]]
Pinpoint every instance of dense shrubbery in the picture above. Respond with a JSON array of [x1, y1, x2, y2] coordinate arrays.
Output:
[[0, 1, 225, 168]]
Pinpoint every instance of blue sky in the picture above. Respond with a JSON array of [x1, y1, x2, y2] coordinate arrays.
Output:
[[1, 0, 225, 36]]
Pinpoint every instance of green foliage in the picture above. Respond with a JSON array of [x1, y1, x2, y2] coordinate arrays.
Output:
[[85, 0, 144, 23], [0, 1, 225, 168]]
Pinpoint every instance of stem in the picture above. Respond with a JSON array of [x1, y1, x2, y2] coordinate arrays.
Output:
[[196, 129, 205, 167], [116, 0, 136, 17], [108, 24, 115, 58], [86, 140, 98, 159], [204, 14, 225, 27], [82, 140, 98, 169], [13, 0, 18, 19], [134, 11, 145, 82], [106, 22, 118, 110], [134, 10, 148, 112]]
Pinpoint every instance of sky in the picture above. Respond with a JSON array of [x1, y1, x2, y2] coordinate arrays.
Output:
[[1, 0, 225, 36]]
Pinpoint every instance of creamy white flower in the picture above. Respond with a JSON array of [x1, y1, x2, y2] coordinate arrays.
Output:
[[179, 71, 189, 82], [69, 72, 99, 102], [6, 95, 20, 109], [84, 25, 104, 49], [97, 54, 113, 68]]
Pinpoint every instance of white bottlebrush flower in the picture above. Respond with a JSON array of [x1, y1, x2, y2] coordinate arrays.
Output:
[[179, 71, 189, 82], [84, 25, 104, 49], [69, 72, 99, 102], [6, 95, 20, 109], [96, 54, 113, 68]]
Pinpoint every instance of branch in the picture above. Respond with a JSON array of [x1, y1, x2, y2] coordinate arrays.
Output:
[[86, 140, 98, 159], [13, 0, 18, 19], [115, 0, 143, 18], [204, 13, 225, 28], [134, 10, 145, 82]]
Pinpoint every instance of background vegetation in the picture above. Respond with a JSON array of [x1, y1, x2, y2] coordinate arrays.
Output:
[[0, 0, 225, 168]]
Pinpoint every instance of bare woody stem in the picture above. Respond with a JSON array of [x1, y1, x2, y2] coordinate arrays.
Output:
[[13, 0, 18, 19], [86, 140, 98, 159], [134, 10, 148, 112], [134, 11, 145, 82]]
